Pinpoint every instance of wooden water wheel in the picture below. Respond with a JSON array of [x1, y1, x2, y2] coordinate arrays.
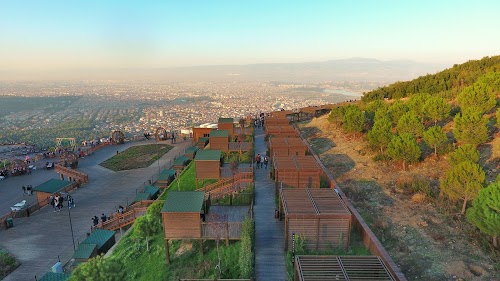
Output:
[[111, 130, 125, 145], [60, 151, 79, 168], [155, 127, 168, 141]]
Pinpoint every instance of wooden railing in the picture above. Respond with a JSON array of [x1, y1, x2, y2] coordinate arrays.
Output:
[[201, 222, 243, 240], [97, 200, 155, 231], [55, 164, 89, 183]]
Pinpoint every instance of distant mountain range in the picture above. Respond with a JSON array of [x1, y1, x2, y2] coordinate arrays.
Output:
[[1, 58, 447, 82]]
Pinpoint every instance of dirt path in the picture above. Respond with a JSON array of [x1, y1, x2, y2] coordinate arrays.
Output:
[[299, 115, 500, 281]]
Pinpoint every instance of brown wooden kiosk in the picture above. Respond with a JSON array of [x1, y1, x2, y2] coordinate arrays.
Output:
[[294, 255, 396, 281], [192, 127, 213, 143], [269, 137, 308, 157], [273, 155, 322, 188], [162, 191, 206, 264], [279, 188, 351, 251], [156, 169, 176, 187], [195, 150, 222, 188], [218, 118, 234, 136], [209, 130, 229, 152], [32, 179, 74, 206]]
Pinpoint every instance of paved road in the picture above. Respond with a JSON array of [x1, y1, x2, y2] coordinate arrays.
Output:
[[0, 139, 191, 281], [253, 127, 287, 281]]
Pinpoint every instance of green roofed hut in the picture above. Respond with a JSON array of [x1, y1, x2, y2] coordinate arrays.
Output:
[[38, 272, 70, 281], [172, 156, 190, 172], [209, 130, 229, 152], [157, 169, 176, 187], [162, 191, 206, 264], [133, 192, 151, 203], [194, 150, 222, 188], [80, 229, 115, 254], [72, 243, 98, 262], [197, 137, 209, 149], [133, 185, 160, 202], [184, 146, 199, 160], [218, 117, 234, 135], [33, 179, 73, 207]]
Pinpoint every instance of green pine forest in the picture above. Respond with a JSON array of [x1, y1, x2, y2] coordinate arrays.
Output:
[[330, 55, 500, 248]]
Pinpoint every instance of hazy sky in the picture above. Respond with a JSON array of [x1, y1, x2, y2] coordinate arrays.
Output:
[[1, 0, 499, 70]]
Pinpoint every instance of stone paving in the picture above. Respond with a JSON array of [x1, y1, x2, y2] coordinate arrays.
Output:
[[253, 127, 287, 281], [0, 139, 191, 281]]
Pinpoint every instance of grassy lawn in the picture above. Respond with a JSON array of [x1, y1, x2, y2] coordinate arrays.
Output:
[[159, 163, 218, 200], [0, 247, 19, 280], [109, 231, 248, 280], [100, 144, 173, 171], [224, 151, 253, 164]]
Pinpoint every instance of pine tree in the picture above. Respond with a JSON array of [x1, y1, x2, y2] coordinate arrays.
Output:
[[328, 106, 345, 128], [367, 114, 393, 152], [365, 100, 388, 121], [388, 99, 409, 126], [423, 126, 448, 157], [457, 72, 500, 114], [440, 160, 485, 214], [449, 144, 480, 166], [396, 111, 424, 138], [407, 93, 432, 119], [496, 108, 500, 128], [342, 105, 365, 134], [423, 97, 451, 124], [70, 255, 125, 281], [453, 107, 488, 146], [387, 133, 421, 170], [134, 214, 161, 251], [466, 181, 500, 247]]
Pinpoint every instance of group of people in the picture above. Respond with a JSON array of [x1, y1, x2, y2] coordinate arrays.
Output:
[[22, 185, 33, 195], [255, 153, 269, 170], [50, 193, 75, 212], [91, 205, 124, 228]]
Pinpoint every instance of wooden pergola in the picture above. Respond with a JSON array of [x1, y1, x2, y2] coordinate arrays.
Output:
[[265, 125, 299, 138], [273, 155, 322, 188], [279, 188, 351, 251], [269, 137, 308, 157], [294, 255, 396, 281]]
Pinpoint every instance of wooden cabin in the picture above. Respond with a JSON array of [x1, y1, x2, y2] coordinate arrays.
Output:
[[269, 137, 308, 157], [184, 146, 199, 160], [273, 155, 322, 188], [279, 188, 351, 251], [78, 229, 115, 254], [265, 125, 299, 138], [197, 137, 209, 149], [32, 179, 74, 206], [294, 255, 396, 281], [157, 169, 176, 187], [162, 191, 206, 264], [195, 150, 222, 188], [218, 118, 234, 136], [133, 185, 160, 202], [172, 156, 190, 171], [192, 127, 213, 143], [209, 130, 229, 152], [72, 243, 98, 263]]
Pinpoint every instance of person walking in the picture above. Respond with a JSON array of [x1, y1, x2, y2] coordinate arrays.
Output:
[[22, 185, 26, 195], [255, 154, 261, 169], [264, 156, 269, 170], [101, 213, 107, 223]]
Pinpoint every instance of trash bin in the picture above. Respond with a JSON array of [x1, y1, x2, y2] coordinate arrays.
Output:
[[6, 218, 13, 229]]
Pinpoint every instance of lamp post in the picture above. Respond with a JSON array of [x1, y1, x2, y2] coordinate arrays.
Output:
[[68, 205, 76, 251]]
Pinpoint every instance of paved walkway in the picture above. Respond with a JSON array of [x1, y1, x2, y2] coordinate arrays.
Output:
[[253, 127, 287, 281], [0, 139, 192, 281]]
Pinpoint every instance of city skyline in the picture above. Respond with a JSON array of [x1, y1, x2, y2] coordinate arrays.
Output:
[[1, 0, 500, 75]]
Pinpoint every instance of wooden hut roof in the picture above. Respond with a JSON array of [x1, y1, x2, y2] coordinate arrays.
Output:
[[73, 243, 97, 260], [280, 188, 350, 217], [185, 146, 199, 153], [210, 130, 229, 137], [173, 156, 190, 166], [162, 191, 205, 213], [81, 229, 115, 249], [134, 192, 151, 202], [158, 169, 176, 180], [195, 150, 222, 161], [144, 185, 160, 197], [32, 179, 71, 194], [269, 137, 306, 148], [198, 137, 209, 143], [295, 255, 396, 281], [273, 155, 320, 171], [39, 272, 70, 281], [218, 117, 234, 123]]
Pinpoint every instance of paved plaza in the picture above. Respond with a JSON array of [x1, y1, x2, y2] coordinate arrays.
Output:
[[0, 139, 191, 281]]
